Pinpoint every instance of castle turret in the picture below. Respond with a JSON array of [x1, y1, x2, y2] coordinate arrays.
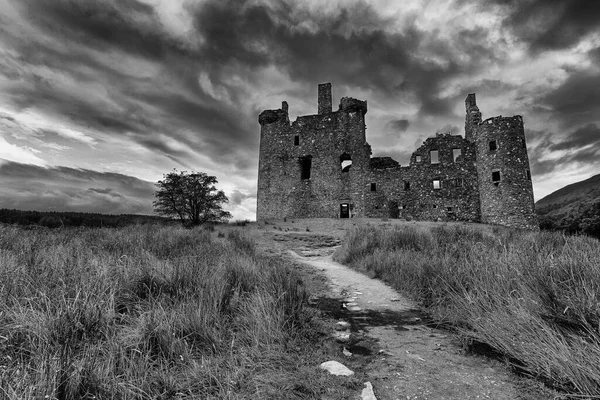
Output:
[[472, 110, 537, 229]]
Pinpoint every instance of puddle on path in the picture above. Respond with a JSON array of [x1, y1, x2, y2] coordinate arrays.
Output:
[[313, 296, 432, 333]]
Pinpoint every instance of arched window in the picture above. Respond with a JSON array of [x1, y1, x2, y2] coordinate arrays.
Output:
[[340, 153, 352, 172]]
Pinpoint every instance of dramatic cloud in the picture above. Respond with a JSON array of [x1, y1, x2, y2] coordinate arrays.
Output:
[[483, 0, 600, 51], [0, 0, 599, 217], [550, 124, 600, 152], [0, 160, 155, 214], [539, 72, 600, 128], [388, 119, 411, 133]]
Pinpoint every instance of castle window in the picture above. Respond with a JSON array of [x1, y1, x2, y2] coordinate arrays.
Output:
[[433, 179, 441, 189], [492, 170, 501, 185], [404, 181, 410, 190], [447, 206, 454, 212], [415, 155, 422, 163], [430, 150, 439, 164], [452, 148, 462, 162], [300, 156, 312, 180], [399, 205, 405, 210], [432, 204, 438, 209], [522, 138, 526, 149], [450, 178, 464, 187], [371, 183, 377, 192], [527, 170, 531, 181], [340, 153, 352, 172], [489, 140, 497, 151], [294, 135, 299, 146]]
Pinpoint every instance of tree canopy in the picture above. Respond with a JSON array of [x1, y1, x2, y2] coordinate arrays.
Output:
[[153, 170, 232, 225]]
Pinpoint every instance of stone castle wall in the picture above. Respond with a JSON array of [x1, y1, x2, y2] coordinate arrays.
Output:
[[257, 84, 537, 229], [474, 115, 537, 228], [257, 90, 371, 220]]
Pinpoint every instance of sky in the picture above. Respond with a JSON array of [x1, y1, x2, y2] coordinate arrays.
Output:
[[0, 0, 599, 221]]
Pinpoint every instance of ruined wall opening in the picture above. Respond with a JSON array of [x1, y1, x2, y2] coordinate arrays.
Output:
[[527, 170, 531, 181], [294, 135, 299, 146], [340, 153, 352, 172], [404, 181, 410, 190], [300, 156, 312, 180], [453, 148, 462, 162], [340, 203, 352, 218], [522, 138, 526, 148], [430, 150, 439, 164], [433, 179, 441, 190], [492, 170, 501, 186], [489, 140, 497, 151], [371, 182, 377, 192], [415, 155, 422, 163]]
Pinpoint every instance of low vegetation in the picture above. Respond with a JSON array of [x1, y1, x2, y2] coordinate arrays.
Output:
[[335, 223, 600, 397], [0, 224, 358, 399], [536, 173, 600, 240], [0, 208, 168, 228], [538, 199, 600, 240]]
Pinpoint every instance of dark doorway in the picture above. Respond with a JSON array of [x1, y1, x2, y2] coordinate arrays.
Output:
[[388, 201, 399, 218], [340, 203, 349, 218], [300, 156, 312, 180]]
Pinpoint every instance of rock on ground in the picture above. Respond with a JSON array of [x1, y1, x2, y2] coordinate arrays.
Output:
[[361, 382, 377, 400], [319, 360, 354, 376]]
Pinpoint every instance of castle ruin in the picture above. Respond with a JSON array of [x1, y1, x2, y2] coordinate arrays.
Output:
[[257, 83, 537, 229]]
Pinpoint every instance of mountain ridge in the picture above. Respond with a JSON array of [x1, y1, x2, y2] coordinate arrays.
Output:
[[535, 173, 600, 239]]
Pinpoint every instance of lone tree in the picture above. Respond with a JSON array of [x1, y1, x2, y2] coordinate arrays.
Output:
[[153, 170, 232, 225]]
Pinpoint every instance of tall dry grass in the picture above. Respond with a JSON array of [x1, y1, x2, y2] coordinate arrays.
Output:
[[335, 223, 600, 396], [0, 224, 352, 399]]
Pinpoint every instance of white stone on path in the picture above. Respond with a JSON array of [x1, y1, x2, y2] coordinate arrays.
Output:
[[319, 361, 354, 376], [361, 382, 377, 400], [333, 331, 350, 342], [336, 321, 350, 330]]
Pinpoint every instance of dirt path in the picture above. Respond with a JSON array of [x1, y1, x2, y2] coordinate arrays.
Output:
[[241, 220, 554, 399], [294, 251, 549, 400]]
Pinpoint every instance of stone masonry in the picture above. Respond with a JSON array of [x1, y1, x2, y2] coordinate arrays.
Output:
[[257, 83, 537, 229]]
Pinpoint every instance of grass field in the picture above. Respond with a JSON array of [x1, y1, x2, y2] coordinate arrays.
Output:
[[335, 223, 600, 397], [0, 224, 359, 399]]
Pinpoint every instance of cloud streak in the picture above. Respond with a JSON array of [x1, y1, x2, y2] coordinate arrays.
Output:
[[0, 160, 155, 214]]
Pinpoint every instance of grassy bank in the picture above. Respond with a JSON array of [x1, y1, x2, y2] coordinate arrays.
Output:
[[0, 224, 357, 399], [335, 223, 600, 397]]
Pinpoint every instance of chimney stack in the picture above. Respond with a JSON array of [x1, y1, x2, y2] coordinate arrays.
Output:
[[318, 83, 332, 114]]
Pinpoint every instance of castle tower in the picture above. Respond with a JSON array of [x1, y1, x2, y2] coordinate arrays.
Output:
[[256, 83, 370, 220], [468, 95, 537, 228], [257, 102, 291, 219]]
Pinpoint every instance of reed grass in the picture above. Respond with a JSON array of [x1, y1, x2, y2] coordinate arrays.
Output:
[[0, 224, 354, 399], [335, 223, 600, 396]]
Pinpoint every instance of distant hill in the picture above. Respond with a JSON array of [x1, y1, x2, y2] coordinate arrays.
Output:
[[536, 174, 600, 239]]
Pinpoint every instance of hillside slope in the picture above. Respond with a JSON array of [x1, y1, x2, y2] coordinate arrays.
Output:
[[536, 173, 600, 238]]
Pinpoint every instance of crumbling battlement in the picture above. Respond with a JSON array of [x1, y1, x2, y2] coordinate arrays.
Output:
[[257, 84, 537, 229]]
